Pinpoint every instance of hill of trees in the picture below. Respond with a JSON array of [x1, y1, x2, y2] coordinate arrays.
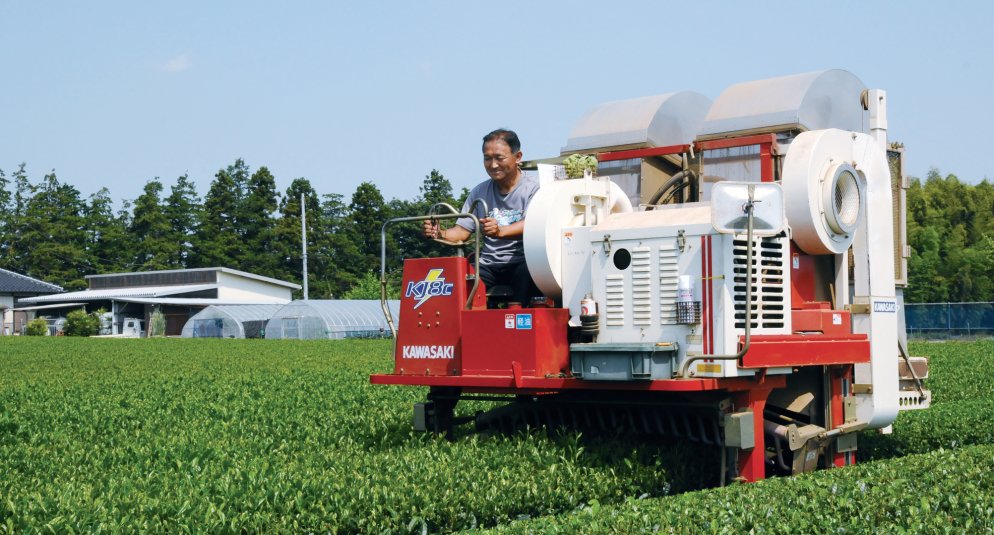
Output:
[[0, 162, 990, 302]]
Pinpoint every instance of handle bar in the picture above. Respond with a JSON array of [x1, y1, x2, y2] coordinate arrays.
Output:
[[379, 202, 484, 340]]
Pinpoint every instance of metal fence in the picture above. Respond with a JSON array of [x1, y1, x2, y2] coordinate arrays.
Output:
[[905, 302, 994, 339]]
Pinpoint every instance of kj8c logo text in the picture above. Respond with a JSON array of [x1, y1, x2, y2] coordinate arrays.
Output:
[[406, 268, 454, 309]]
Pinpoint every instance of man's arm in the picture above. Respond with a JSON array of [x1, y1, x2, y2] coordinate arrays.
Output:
[[423, 219, 472, 242], [481, 218, 524, 240]]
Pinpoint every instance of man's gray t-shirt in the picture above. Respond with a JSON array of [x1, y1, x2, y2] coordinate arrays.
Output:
[[455, 173, 540, 266]]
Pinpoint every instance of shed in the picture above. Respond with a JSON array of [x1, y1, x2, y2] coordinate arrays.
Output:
[[180, 304, 283, 339], [265, 300, 400, 340]]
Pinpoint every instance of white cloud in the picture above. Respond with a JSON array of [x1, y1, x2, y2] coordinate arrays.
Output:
[[160, 54, 192, 73]]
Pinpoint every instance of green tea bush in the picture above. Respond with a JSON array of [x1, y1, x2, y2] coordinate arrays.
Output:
[[909, 340, 994, 403], [481, 340, 994, 533], [485, 445, 994, 534]]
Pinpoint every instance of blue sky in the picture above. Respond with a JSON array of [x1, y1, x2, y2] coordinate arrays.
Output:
[[1, 1, 990, 207]]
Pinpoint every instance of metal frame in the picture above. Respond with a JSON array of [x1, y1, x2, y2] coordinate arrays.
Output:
[[379, 202, 482, 339]]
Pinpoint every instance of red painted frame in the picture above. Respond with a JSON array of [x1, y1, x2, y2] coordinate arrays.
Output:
[[596, 144, 691, 163], [696, 133, 778, 183], [369, 373, 786, 394], [739, 334, 870, 368]]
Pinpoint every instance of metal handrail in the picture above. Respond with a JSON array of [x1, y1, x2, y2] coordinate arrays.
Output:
[[379, 202, 483, 340]]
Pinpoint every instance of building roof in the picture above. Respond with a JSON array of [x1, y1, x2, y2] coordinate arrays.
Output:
[[18, 284, 218, 304], [12, 303, 86, 312], [0, 268, 63, 295], [85, 267, 301, 290], [113, 297, 289, 306]]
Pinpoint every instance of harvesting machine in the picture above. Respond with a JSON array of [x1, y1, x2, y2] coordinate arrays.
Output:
[[371, 70, 930, 482]]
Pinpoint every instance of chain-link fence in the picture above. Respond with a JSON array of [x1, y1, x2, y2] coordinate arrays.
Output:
[[905, 302, 994, 339]]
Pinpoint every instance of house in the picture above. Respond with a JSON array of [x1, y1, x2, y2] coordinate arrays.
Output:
[[0, 268, 65, 335], [17, 267, 300, 336]]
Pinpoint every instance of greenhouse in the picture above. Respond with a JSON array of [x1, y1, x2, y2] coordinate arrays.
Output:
[[181, 304, 283, 339], [265, 300, 400, 340]]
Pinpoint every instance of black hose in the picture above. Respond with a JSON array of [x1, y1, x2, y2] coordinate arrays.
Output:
[[660, 180, 693, 206], [648, 169, 697, 207]]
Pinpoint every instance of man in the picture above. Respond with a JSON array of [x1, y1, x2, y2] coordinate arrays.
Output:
[[423, 128, 541, 305]]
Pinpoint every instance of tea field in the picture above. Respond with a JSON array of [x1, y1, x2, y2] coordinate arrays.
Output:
[[0, 338, 992, 533]]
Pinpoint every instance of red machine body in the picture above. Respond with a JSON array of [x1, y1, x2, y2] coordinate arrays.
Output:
[[394, 257, 484, 376], [392, 256, 569, 380]]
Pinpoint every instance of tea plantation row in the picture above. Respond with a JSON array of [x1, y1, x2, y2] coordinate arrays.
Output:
[[0, 339, 669, 533], [0, 338, 991, 532], [486, 340, 994, 533]]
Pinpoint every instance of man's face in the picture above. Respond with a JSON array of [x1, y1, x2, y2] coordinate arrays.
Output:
[[483, 139, 521, 182]]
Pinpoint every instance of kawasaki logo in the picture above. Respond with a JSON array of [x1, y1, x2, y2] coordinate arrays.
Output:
[[405, 268, 454, 309], [402, 345, 455, 359]]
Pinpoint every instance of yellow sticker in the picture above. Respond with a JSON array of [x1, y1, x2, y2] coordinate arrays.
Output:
[[697, 363, 721, 374]]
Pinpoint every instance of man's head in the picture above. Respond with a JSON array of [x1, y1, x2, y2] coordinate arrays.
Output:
[[482, 129, 522, 183]]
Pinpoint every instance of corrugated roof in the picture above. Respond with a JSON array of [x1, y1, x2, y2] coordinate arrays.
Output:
[[12, 303, 86, 312], [85, 267, 301, 290], [18, 284, 218, 303], [0, 268, 63, 294], [113, 297, 289, 306]]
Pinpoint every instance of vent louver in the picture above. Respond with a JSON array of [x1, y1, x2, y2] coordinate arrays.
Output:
[[605, 274, 625, 326], [632, 247, 652, 326], [732, 237, 786, 329], [658, 243, 678, 324]]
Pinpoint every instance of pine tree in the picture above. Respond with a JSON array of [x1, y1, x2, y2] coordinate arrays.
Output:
[[2, 164, 33, 272], [314, 192, 363, 298], [194, 161, 246, 268], [84, 187, 132, 273], [240, 166, 280, 276], [347, 181, 390, 275], [130, 180, 178, 270], [165, 174, 201, 269], [20, 171, 89, 289]]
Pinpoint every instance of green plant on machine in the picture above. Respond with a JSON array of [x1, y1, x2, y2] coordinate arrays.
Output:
[[562, 154, 598, 178]]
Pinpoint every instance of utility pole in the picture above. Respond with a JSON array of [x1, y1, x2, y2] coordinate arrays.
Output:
[[301, 192, 309, 300]]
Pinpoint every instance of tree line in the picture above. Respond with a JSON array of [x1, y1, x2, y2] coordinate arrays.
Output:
[[906, 169, 994, 303], [0, 162, 991, 302], [0, 160, 463, 298]]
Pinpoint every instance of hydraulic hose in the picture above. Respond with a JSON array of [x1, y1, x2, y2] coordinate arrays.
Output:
[[648, 169, 697, 207]]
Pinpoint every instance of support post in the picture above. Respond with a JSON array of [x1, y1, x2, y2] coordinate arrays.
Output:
[[733, 386, 774, 482], [301, 192, 308, 300]]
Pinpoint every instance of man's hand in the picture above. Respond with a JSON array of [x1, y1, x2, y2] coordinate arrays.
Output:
[[480, 217, 501, 238], [422, 219, 441, 239]]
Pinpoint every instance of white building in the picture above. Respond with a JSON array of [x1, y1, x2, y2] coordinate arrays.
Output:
[[18, 267, 300, 336]]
